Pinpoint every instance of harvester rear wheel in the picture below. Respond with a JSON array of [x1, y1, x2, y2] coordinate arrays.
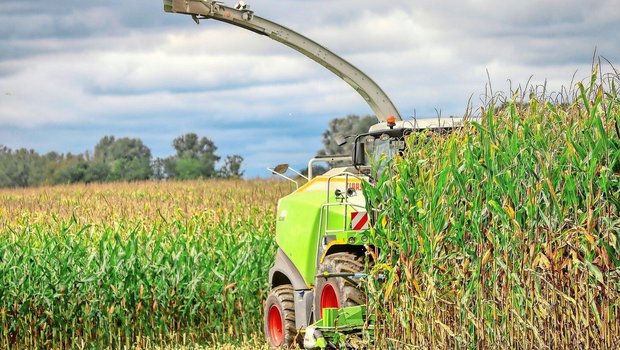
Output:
[[315, 252, 367, 320], [264, 284, 297, 348]]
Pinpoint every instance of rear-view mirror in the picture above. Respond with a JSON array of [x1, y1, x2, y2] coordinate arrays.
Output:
[[353, 142, 366, 166], [272, 164, 289, 174]]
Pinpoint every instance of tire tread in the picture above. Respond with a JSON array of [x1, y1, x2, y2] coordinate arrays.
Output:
[[264, 284, 299, 348]]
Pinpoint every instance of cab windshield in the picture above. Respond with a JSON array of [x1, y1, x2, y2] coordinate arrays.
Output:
[[365, 134, 406, 173]]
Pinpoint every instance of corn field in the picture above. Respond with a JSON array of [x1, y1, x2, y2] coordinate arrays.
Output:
[[0, 180, 289, 348], [364, 68, 620, 349]]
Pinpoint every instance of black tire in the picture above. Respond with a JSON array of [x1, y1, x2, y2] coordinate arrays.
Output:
[[264, 284, 298, 348], [314, 252, 367, 321]]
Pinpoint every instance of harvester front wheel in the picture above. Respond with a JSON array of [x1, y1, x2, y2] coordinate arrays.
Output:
[[315, 252, 366, 320], [264, 284, 297, 348]]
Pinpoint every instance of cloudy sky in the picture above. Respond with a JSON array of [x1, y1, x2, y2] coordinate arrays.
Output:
[[0, 0, 618, 177]]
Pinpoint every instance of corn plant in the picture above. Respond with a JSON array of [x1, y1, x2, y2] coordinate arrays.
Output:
[[0, 180, 288, 348], [364, 68, 620, 349]]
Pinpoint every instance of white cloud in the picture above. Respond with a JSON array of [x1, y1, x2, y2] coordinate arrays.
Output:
[[0, 0, 618, 176]]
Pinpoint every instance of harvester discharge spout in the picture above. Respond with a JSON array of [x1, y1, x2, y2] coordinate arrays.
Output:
[[163, 0, 402, 123]]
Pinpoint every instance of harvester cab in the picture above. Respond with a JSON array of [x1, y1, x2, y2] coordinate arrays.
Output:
[[163, 1, 467, 348]]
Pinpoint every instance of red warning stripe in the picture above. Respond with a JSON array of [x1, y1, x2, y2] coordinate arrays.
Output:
[[350, 212, 369, 230]]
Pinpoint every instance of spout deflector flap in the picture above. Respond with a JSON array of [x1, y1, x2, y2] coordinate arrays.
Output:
[[163, 0, 173, 13]]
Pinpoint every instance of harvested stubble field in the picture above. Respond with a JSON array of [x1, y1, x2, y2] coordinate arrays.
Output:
[[1, 70, 619, 350]]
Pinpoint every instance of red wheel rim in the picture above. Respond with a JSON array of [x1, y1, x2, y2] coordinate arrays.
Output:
[[268, 304, 284, 346], [320, 283, 339, 317]]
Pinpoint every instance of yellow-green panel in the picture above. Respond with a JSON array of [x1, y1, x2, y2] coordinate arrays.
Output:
[[276, 191, 321, 286], [275, 174, 368, 286], [275, 191, 350, 286]]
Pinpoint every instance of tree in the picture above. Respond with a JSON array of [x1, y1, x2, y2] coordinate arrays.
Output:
[[168, 133, 220, 179], [163, 157, 179, 179], [84, 162, 110, 183], [0, 146, 14, 187], [302, 114, 377, 176], [0, 147, 45, 187], [219, 155, 244, 179], [93, 136, 152, 181], [54, 159, 89, 184], [40, 151, 65, 184], [94, 136, 116, 162], [319, 115, 376, 156], [175, 158, 203, 180], [173, 133, 218, 160], [151, 157, 167, 180], [0, 133, 242, 187]]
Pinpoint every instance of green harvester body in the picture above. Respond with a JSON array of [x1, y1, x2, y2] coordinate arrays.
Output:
[[275, 179, 369, 287]]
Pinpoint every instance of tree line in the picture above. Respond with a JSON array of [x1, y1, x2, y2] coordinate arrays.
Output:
[[0, 114, 376, 188], [0, 133, 243, 188]]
